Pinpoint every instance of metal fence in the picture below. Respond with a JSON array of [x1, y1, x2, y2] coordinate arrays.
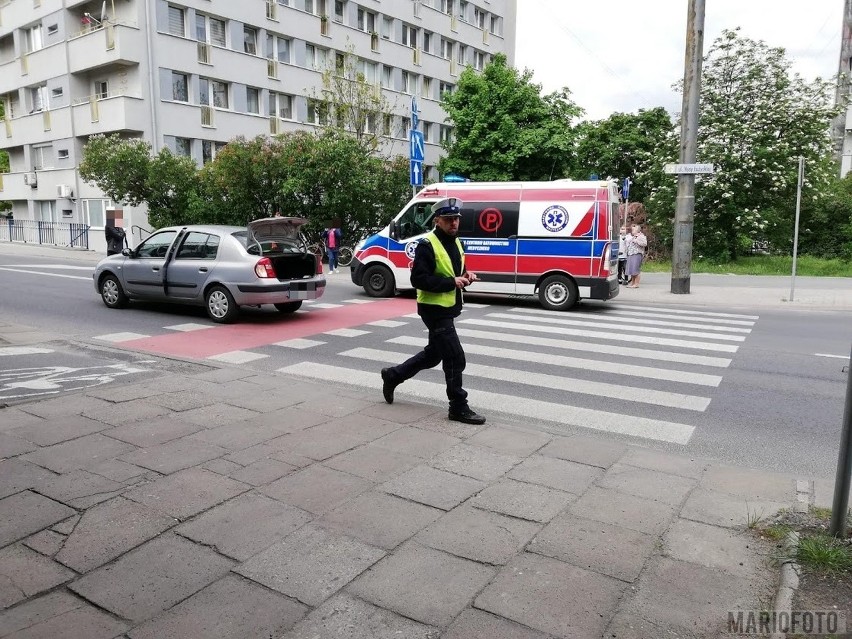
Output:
[[0, 220, 90, 249]]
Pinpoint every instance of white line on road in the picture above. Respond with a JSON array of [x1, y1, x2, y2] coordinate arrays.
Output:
[[611, 303, 760, 320], [310, 303, 345, 309], [0, 347, 54, 356], [342, 347, 711, 411], [509, 307, 752, 333], [814, 353, 850, 360], [0, 264, 93, 270], [462, 319, 740, 353], [164, 323, 214, 332], [276, 362, 696, 445], [591, 308, 755, 327], [93, 332, 149, 342], [324, 328, 371, 337], [388, 336, 723, 387], [366, 320, 409, 328], [273, 338, 326, 349], [0, 266, 91, 281], [341, 299, 374, 304], [208, 351, 269, 364], [487, 312, 747, 342]]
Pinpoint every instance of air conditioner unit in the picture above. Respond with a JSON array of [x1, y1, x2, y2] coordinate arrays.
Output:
[[23, 172, 37, 187], [57, 184, 73, 198]]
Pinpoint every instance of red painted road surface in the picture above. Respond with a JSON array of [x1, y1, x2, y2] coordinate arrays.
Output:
[[118, 297, 415, 359]]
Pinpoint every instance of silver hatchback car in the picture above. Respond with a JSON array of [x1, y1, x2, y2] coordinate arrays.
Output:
[[93, 217, 325, 323]]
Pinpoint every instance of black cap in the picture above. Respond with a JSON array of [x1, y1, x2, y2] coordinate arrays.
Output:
[[431, 197, 463, 217]]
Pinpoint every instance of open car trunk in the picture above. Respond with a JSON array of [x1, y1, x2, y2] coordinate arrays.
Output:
[[246, 217, 318, 279], [269, 254, 317, 280]]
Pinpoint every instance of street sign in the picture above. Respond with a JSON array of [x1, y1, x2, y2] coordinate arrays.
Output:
[[664, 163, 715, 174], [411, 96, 419, 130], [622, 177, 631, 200], [410, 160, 423, 186], [410, 130, 424, 162]]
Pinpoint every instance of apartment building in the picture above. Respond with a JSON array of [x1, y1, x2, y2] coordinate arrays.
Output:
[[0, 0, 517, 249]]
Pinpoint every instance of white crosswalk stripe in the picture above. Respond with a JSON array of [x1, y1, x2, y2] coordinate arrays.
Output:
[[610, 304, 759, 320], [601, 308, 755, 327], [277, 362, 696, 445], [509, 307, 752, 333]]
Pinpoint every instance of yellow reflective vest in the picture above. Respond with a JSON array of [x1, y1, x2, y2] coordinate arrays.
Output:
[[416, 231, 465, 308]]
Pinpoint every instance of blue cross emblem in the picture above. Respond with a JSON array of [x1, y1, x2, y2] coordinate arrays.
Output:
[[541, 205, 569, 232]]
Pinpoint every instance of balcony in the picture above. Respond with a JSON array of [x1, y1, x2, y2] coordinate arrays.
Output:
[[71, 92, 146, 137], [0, 42, 68, 94], [68, 23, 142, 74], [2, 107, 72, 148]]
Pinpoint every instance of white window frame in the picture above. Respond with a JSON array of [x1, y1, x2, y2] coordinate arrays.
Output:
[[196, 14, 226, 47], [82, 198, 112, 228], [401, 24, 417, 48], [199, 77, 229, 109], [174, 137, 191, 157], [243, 26, 258, 55], [357, 8, 376, 32], [24, 24, 43, 53], [32, 143, 53, 170], [168, 6, 185, 37], [269, 92, 293, 119], [246, 86, 260, 114]]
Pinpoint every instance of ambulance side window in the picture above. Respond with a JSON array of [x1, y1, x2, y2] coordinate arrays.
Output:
[[398, 202, 434, 239]]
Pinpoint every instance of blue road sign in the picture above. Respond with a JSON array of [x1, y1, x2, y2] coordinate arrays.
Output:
[[410, 160, 423, 186], [622, 177, 631, 200], [410, 130, 424, 162]]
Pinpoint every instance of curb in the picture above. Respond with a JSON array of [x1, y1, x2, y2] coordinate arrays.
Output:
[[769, 530, 801, 639]]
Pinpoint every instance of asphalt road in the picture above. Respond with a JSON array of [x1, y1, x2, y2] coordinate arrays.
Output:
[[0, 250, 850, 479]]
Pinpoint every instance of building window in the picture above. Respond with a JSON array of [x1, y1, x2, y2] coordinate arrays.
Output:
[[95, 80, 108, 99], [381, 16, 392, 39], [440, 38, 452, 60], [401, 24, 417, 48], [168, 6, 185, 37], [400, 116, 410, 138], [357, 8, 376, 32], [382, 114, 392, 136], [29, 85, 48, 112], [58, 149, 69, 160], [441, 0, 453, 15], [243, 26, 257, 55], [171, 72, 188, 102], [473, 50, 485, 71], [422, 121, 432, 142], [306, 98, 328, 125], [333, 0, 344, 23], [196, 14, 226, 46], [439, 81, 454, 97], [440, 124, 452, 144], [422, 76, 432, 99], [24, 24, 43, 53], [51, 87, 63, 98], [423, 31, 432, 54], [37, 200, 57, 223], [174, 137, 191, 157], [269, 92, 293, 119], [458, 0, 468, 21], [490, 15, 500, 35], [246, 87, 260, 114], [335, 51, 345, 74], [401, 71, 413, 94], [32, 144, 53, 169], [357, 59, 378, 84], [83, 199, 109, 227], [202, 140, 226, 164], [381, 64, 392, 89], [200, 78, 229, 108], [305, 44, 327, 71], [474, 7, 485, 29], [267, 34, 291, 63], [456, 44, 466, 65]]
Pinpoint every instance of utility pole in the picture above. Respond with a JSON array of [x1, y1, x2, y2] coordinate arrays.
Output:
[[671, 0, 706, 294]]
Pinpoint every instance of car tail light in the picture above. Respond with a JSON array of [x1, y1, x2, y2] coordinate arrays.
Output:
[[255, 257, 276, 278]]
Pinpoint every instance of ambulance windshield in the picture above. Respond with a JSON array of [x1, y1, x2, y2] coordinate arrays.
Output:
[[397, 202, 436, 239]]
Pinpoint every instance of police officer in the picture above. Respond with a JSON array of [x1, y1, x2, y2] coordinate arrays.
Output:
[[380, 197, 486, 425]]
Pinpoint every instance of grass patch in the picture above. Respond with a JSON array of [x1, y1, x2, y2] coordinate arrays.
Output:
[[762, 524, 792, 541], [642, 255, 852, 277], [811, 506, 833, 520], [796, 535, 852, 573]]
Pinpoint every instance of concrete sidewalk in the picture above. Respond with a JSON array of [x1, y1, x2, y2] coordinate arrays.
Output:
[[0, 323, 815, 639]]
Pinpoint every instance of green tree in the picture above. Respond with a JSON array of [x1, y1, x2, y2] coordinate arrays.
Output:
[[646, 29, 842, 261], [79, 134, 152, 206], [798, 171, 852, 259], [572, 108, 676, 203], [439, 53, 583, 181]]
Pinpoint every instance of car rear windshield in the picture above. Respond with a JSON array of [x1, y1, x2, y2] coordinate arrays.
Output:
[[232, 231, 304, 256]]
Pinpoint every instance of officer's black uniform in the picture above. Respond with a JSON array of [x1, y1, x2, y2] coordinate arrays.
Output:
[[381, 199, 485, 425]]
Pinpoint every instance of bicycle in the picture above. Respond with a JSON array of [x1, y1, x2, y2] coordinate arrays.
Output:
[[306, 239, 354, 268]]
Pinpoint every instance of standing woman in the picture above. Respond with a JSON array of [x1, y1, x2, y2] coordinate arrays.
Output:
[[625, 224, 647, 288]]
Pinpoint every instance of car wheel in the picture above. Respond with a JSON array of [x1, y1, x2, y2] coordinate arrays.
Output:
[[274, 301, 303, 313], [363, 264, 395, 297], [538, 275, 578, 311], [100, 273, 128, 309], [205, 285, 239, 323]]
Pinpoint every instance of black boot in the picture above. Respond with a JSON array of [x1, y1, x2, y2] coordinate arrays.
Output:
[[448, 406, 486, 425], [381, 368, 398, 404]]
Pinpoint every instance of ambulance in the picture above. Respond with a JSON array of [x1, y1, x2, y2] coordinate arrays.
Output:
[[349, 179, 621, 310]]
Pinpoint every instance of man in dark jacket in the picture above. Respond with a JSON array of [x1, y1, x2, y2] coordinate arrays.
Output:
[[380, 197, 486, 425], [104, 221, 126, 256]]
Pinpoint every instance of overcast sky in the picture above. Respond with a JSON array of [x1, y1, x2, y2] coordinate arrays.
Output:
[[515, 0, 844, 121]]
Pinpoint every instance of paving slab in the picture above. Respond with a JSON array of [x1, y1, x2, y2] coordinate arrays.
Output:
[[104, 415, 205, 446], [348, 543, 496, 627], [173, 403, 259, 427], [176, 492, 311, 561], [237, 407, 332, 433], [466, 426, 552, 457], [127, 574, 308, 639], [0, 591, 128, 639], [18, 395, 111, 419], [270, 429, 364, 461], [430, 443, 521, 482], [0, 490, 76, 547], [570, 486, 677, 536], [203, 458, 244, 476], [235, 524, 385, 606], [471, 478, 576, 523], [306, 393, 374, 417], [85, 382, 162, 403], [0, 432, 36, 458], [0, 458, 56, 500], [0, 408, 45, 433], [538, 434, 628, 469], [186, 420, 296, 451], [119, 437, 227, 474], [415, 505, 541, 565], [663, 518, 771, 576], [34, 469, 126, 508], [597, 463, 697, 506], [86, 457, 152, 483], [318, 491, 443, 550], [260, 464, 373, 515], [0, 544, 75, 608], [508, 455, 603, 493], [443, 609, 554, 639], [323, 444, 420, 482], [22, 529, 66, 557], [81, 399, 173, 426], [475, 552, 625, 638], [380, 465, 485, 510], [51, 515, 80, 535], [283, 592, 440, 639], [680, 487, 789, 529], [145, 390, 221, 412], [372, 426, 461, 458], [123, 468, 248, 520], [619, 446, 708, 479], [223, 441, 312, 468], [359, 401, 441, 425], [69, 534, 234, 623], [55, 496, 177, 573], [10, 414, 108, 446], [528, 514, 655, 582], [700, 464, 795, 501], [22, 433, 136, 474], [227, 457, 294, 485], [412, 412, 485, 439], [220, 391, 307, 413], [312, 412, 403, 442]]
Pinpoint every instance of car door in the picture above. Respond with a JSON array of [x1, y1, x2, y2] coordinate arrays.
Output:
[[122, 230, 178, 298], [165, 232, 220, 300]]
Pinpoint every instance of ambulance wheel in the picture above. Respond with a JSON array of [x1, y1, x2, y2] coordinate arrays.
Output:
[[538, 275, 578, 311], [363, 265, 395, 297]]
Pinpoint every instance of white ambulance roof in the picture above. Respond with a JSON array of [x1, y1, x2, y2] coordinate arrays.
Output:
[[424, 179, 615, 190]]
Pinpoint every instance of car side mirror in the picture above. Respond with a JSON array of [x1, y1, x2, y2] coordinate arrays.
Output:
[[121, 247, 132, 257], [390, 221, 400, 241]]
